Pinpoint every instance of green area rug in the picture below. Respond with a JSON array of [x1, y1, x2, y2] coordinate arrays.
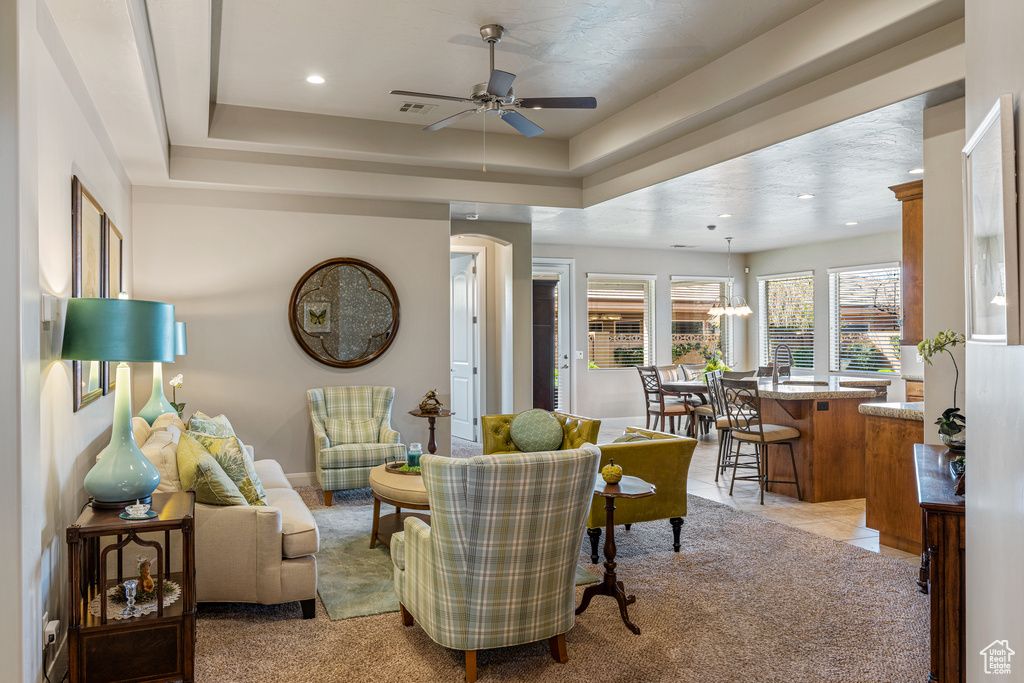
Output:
[[311, 504, 599, 621]]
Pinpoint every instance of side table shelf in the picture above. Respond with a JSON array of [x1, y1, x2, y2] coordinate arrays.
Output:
[[67, 491, 196, 683]]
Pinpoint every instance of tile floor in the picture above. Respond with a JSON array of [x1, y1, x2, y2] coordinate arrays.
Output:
[[640, 428, 919, 564]]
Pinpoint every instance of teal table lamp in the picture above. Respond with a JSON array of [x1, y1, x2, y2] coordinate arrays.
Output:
[[61, 298, 175, 508], [138, 320, 187, 424]]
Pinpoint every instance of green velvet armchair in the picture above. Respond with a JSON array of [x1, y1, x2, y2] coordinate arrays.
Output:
[[585, 427, 697, 562], [481, 412, 601, 454]]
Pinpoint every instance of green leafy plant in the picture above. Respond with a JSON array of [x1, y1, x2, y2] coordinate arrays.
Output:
[[917, 329, 966, 410], [935, 407, 966, 437], [702, 349, 731, 374]]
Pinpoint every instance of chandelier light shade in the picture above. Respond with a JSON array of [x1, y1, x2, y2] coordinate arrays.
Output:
[[707, 237, 753, 317]]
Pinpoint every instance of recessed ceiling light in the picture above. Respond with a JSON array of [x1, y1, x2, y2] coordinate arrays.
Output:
[[306, 75, 325, 84], [465, 214, 479, 220], [845, 221, 859, 226], [718, 213, 732, 218], [797, 194, 814, 199], [908, 168, 924, 174]]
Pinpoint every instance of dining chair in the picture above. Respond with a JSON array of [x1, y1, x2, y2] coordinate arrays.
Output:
[[656, 365, 705, 436], [637, 366, 691, 434], [720, 378, 802, 504]]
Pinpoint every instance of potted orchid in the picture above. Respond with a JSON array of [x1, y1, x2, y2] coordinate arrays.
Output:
[[168, 374, 185, 419], [917, 330, 966, 472]]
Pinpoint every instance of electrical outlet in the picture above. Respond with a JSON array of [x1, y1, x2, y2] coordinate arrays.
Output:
[[43, 619, 59, 648]]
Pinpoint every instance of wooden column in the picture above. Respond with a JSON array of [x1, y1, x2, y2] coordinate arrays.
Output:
[[890, 180, 924, 346]]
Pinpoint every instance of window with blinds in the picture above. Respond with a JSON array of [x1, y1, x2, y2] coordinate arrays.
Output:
[[759, 273, 814, 368], [671, 279, 730, 366], [587, 276, 654, 369], [828, 265, 901, 374]]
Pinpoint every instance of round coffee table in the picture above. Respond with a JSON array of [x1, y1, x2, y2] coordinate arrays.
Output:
[[367, 464, 430, 549]]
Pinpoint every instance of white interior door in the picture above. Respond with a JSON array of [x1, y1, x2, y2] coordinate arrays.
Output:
[[450, 253, 477, 440]]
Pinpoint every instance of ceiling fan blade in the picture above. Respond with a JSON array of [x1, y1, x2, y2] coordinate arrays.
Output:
[[487, 70, 516, 97], [423, 109, 477, 131], [390, 89, 473, 103], [518, 97, 597, 109], [500, 110, 544, 138]]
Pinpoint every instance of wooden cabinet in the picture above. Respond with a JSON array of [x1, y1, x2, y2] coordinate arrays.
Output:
[[67, 492, 196, 683], [906, 379, 924, 402], [890, 180, 923, 346], [915, 444, 965, 683], [864, 415, 925, 553]]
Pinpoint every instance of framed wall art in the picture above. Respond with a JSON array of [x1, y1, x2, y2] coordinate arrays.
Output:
[[102, 219, 124, 394], [71, 176, 106, 410], [963, 94, 1020, 345]]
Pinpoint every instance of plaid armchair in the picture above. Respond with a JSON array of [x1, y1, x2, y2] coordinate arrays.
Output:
[[307, 386, 405, 505], [392, 447, 600, 683]]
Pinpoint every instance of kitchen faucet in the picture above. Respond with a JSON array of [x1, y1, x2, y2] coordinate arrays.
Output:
[[772, 343, 793, 385]]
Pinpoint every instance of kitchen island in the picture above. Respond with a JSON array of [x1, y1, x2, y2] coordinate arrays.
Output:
[[860, 401, 925, 552], [735, 376, 891, 503]]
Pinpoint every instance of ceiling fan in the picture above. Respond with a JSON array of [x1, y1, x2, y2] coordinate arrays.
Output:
[[389, 24, 597, 138]]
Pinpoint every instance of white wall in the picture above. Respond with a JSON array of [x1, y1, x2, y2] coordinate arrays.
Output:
[[922, 98, 966, 442], [132, 188, 451, 478], [533, 243, 739, 423], [965, 1, 1024, 677], [4, 1, 135, 680], [744, 231, 908, 400], [451, 220, 532, 412]]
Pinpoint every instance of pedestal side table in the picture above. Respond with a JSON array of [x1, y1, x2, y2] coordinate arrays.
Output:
[[408, 409, 454, 454], [575, 474, 656, 635]]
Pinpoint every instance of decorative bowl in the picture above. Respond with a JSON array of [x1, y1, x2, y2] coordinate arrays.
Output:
[[125, 501, 151, 518]]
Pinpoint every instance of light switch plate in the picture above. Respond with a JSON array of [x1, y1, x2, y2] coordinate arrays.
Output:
[[575, 351, 584, 360]]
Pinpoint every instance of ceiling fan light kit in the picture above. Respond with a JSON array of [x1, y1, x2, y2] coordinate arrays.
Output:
[[389, 24, 597, 138]]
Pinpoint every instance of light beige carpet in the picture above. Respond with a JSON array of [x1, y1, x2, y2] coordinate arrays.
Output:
[[195, 487, 928, 682]]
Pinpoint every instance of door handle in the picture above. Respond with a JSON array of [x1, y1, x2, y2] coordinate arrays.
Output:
[[561, 364, 569, 369]]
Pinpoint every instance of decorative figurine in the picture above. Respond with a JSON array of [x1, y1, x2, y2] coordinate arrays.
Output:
[[137, 555, 155, 593], [418, 389, 444, 414]]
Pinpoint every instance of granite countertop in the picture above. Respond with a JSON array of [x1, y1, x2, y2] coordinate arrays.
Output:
[[753, 377, 880, 400], [902, 374, 924, 382], [780, 374, 892, 387], [858, 402, 925, 421]]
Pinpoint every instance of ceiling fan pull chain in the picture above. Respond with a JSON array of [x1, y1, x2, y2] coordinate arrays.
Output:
[[482, 114, 487, 172]]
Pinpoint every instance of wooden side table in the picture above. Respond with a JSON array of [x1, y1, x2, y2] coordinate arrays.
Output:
[[408, 409, 453, 454], [67, 491, 196, 683], [575, 475, 656, 635]]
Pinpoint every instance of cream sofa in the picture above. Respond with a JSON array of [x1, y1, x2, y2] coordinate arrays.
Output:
[[129, 414, 319, 618]]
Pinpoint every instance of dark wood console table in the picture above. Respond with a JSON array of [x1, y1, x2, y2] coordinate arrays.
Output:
[[914, 444, 965, 683], [67, 491, 196, 683], [575, 475, 655, 635]]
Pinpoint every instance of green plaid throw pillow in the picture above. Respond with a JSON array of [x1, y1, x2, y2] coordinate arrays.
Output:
[[325, 417, 380, 445]]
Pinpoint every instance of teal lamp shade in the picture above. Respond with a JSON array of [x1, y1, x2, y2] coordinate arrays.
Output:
[[61, 298, 176, 363], [174, 321, 188, 356], [61, 298, 175, 508]]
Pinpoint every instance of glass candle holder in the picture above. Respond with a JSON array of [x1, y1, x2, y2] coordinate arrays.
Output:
[[408, 442, 423, 468]]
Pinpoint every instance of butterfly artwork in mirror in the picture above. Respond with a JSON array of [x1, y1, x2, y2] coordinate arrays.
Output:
[[289, 258, 401, 368]]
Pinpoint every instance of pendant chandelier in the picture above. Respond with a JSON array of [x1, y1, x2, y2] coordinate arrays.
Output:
[[707, 237, 752, 317]]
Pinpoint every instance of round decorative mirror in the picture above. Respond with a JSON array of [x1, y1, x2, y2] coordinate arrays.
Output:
[[288, 258, 401, 368]]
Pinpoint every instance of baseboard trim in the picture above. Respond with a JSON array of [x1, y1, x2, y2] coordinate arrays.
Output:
[[286, 471, 318, 488]]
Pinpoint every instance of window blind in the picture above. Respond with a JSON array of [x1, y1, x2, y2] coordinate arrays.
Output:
[[587, 277, 654, 369], [759, 274, 814, 368], [670, 279, 730, 366], [828, 265, 901, 374]]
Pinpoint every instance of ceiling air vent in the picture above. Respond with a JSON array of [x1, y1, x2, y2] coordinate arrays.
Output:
[[671, 244, 698, 249], [398, 102, 438, 115]]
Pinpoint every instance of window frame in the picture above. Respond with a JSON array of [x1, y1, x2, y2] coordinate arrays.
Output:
[[586, 273, 656, 371], [827, 262, 902, 375], [669, 275, 733, 367], [758, 270, 815, 369]]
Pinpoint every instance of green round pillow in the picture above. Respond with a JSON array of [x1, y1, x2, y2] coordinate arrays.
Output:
[[509, 409, 564, 452]]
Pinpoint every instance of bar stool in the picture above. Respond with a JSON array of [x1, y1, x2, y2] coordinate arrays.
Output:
[[705, 371, 757, 481], [720, 378, 802, 504]]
